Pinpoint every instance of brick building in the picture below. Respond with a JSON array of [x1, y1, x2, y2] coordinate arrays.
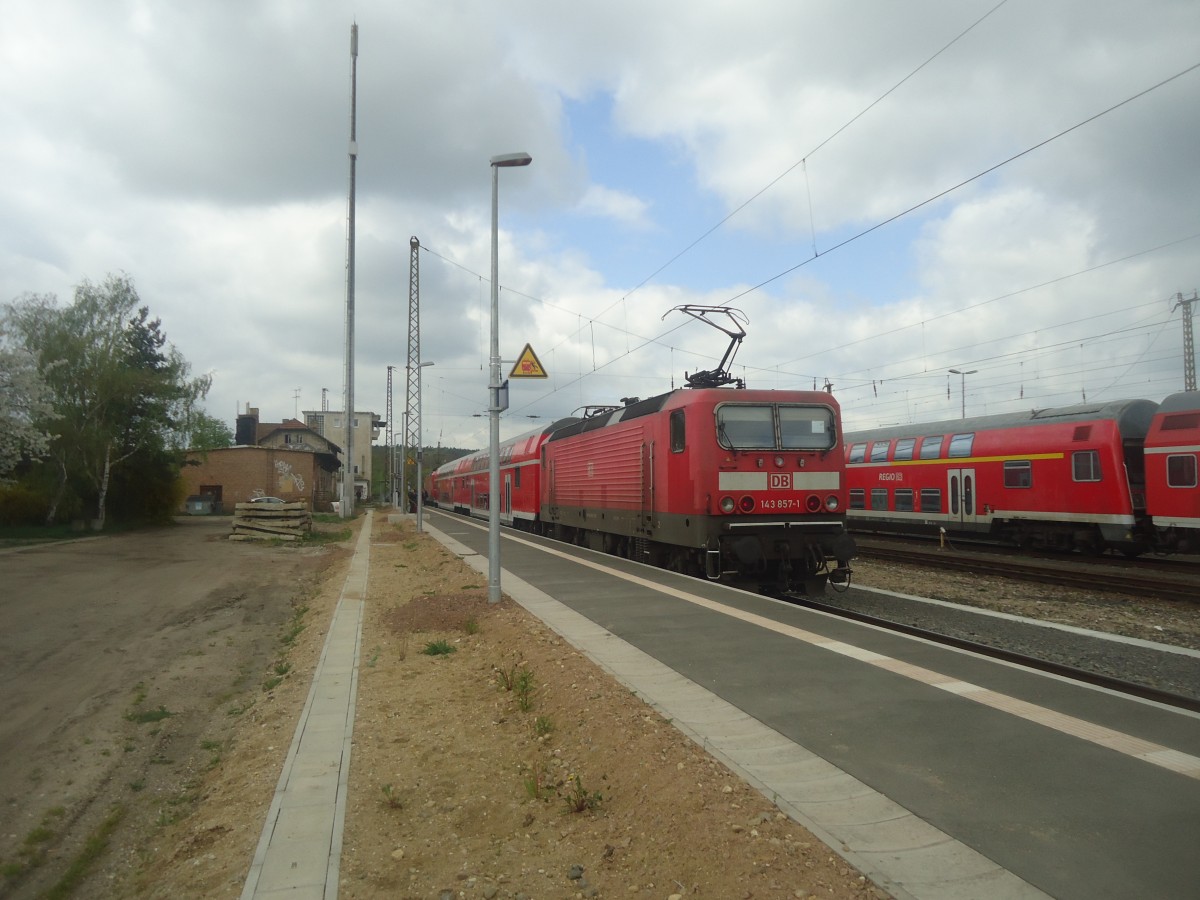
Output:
[[180, 406, 342, 512]]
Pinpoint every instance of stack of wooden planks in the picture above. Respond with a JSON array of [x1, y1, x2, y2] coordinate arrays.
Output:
[[229, 501, 312, 541]]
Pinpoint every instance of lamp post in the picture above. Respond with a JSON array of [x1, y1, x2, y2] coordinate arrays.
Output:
[[488, 151, 532, 604], [949, 368, 977, 419], [415, 361, 434, 532]]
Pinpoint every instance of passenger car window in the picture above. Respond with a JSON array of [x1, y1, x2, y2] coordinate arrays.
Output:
[[1003, 460, 1032, 488], [893, 439, 916, 461], [920, 488, 941, 512], [870, 489, 888, 510], [894, 489, 914, 511], [848, 443, 866, 464], [849, 488, 866, 509], [1072, 450, 1101, 482], [1167, 454, 1197, 487], [919, 436, 944, 459], [947, 433, 974, 458], [869, 442, 890, 462]]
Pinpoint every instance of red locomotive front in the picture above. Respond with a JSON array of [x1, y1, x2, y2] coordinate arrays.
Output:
[[542, 388, 855, 594]]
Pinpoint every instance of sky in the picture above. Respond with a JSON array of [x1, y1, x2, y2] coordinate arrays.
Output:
[[3, 0, 1199, 452]]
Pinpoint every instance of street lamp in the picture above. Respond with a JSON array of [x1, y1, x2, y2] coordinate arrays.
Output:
[[949, 368, 977, 419], [415, 361, 434, 533], [488, 151, 533, 604]]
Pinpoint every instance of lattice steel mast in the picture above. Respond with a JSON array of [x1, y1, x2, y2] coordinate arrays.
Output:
[[403, 237, 421, 507]]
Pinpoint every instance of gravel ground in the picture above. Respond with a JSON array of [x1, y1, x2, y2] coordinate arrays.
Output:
[[833, 559, 1200, 701]]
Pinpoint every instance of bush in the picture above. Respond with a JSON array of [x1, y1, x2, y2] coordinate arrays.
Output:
[[0, 483, 48, 526]]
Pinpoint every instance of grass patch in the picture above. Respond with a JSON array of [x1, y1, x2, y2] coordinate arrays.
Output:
[[125, 706, 174, 724], [421, 639, 456, 657]]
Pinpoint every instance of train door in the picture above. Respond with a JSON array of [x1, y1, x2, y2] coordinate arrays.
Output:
[[503, 473, 513, 524], [640, 441, 654, 531], [947, 468, 978, 524]]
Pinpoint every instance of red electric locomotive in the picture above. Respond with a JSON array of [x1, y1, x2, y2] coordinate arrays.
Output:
[[541, 387, 856, 594], [1144, 390, 1200, 552], [844, 399, 1159, 554]]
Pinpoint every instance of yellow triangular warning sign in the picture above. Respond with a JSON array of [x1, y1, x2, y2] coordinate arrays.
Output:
[[509, 343, 549, 378]]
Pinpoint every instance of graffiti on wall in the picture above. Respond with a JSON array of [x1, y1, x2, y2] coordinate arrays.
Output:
[[275, 459, 306, 493]]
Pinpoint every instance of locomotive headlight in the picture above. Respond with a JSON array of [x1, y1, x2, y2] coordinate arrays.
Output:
[[774, 455, 785, 468], [825, 494, 840, 512], [720, 496, 736, 514], [738, 495, 756, 513]]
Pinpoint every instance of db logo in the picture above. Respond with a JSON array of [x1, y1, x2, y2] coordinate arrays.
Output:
[[768, 473, 791, 490]]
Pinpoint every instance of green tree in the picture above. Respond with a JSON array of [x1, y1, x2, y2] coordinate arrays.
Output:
[[7, 274, 212, 526], [0, 314, 56, 479]]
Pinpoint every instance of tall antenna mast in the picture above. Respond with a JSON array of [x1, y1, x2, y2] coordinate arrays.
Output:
[[342, 22, 358, 517]]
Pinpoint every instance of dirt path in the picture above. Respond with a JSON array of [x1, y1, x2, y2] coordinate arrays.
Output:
[[0, 518, 336, 899]]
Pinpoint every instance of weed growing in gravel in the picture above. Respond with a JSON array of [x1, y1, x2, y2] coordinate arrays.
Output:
[[421, 639, 456, 656], [514, 667, 536, 711], [561, 774, 603, 814], [524, 762, 549, 800], [366, 646, 381, 667], [262, 676, 283, 691], [463, 617, 480, 635], [534, 716, 554, 738], [380, 784, 403, 809]]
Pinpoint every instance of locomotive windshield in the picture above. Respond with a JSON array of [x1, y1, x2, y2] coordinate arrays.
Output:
[[716, 404, 835, 450]]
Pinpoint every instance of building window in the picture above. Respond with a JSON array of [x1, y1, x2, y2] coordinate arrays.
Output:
[[334, 418, 342, 429], [1003, 460, 1032, 488], [870, 488, 888, 510], [1167, 454, 1198, 487], [1073, 450, 1101, 482]]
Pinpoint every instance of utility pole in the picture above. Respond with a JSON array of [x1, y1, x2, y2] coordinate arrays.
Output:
[[341, 22, 359, 518], [1173, 291, 1199, 391]]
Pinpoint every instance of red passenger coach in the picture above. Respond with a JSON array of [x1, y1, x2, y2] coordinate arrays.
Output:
[[428, 418, 579, 528], [845, 399, 1159, 554], [542, 388, 855, 594], [1144, 391, 1200, 552]]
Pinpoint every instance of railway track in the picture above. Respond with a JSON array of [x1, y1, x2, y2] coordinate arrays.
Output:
[[789, 591, 1200, 713], [857, 537, 1200, 603]]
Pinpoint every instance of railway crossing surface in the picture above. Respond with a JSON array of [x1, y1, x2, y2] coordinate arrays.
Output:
[[423, 508, 1200, 900]]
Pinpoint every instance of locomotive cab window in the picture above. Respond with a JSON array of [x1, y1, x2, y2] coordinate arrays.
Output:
[[778, 407, 834, 450], [893, 438, 916, 461], [715, 404, 835, 451], [1004, 460, 1032, 488], [670, 409, 686, 453], [716, 405, 774, 449], [1167, 454, 1198, 488], [1073, 450, 1102, 482]]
